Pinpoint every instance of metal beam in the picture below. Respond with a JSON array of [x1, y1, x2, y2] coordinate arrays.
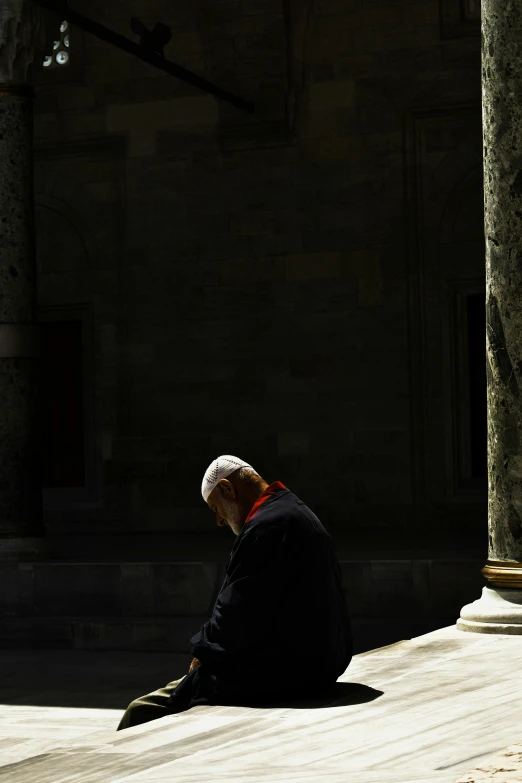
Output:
[[33, 0, 254, 113]]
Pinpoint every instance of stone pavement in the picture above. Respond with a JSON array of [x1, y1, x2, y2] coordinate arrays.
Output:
[[0, 649, 192, 766], [455, 740, 522, 783], [0, 627, 521, 782]]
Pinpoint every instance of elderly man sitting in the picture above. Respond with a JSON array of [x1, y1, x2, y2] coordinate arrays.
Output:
[[117, 455, 352, 730]]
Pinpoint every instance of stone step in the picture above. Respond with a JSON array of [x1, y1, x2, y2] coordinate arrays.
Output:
[[2, 627, 520, 782], [0, 614, 457, 654], [0, 561, 228, 619], [0, 616, 205, 652], [0, 558, 485, 623]]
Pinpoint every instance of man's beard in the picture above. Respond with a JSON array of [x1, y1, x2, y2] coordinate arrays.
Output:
[[221, 497, 242, 533]]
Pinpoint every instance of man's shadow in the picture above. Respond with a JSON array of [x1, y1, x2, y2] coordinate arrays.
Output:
[[237, 682, 383, 710]]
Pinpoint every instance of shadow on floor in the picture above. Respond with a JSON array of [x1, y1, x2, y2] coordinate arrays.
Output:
[[0, 650, 192, 710], [1, 650, 382, 712], [242, 682, 383, 710]]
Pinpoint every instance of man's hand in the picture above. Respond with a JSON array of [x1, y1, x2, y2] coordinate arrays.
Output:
[[189, 657, 201, 674]]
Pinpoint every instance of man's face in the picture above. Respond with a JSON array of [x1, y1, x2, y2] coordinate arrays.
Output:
[[207, 484, 243, 536]]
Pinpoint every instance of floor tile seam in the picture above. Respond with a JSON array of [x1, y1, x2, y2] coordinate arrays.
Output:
[[266, 717, 476, 757], [86, 774, 431, 783], [117, 775, 446, 783], [353, 682, 520, 722], [103, 714, 264, 754], [359, 632, 501, 664], [21, 731, 212, 764], [338, 676, 490, 705], [360, 667, 519, 701], [345, 643, 497, 679], [241, 732, 497, 773], [213, 692, 522, 759], [315, 714, 522, 759], [107, 711, 245, 739], [107, 717, 300, 783], [172, 750, 457, 775], [99, 708, 288, 747], [362, 639, 512, 686], [176, 718, 452, 765], [282, 713, 521, 755], [263, 707, 514, 743], [358, 720, 514, 760], [14, 713, 291, 774]]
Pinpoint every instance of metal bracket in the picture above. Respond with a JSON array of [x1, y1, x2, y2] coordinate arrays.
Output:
[[32, 0, 254, 113]]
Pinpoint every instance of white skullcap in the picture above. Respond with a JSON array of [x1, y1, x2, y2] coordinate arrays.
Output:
[[201, 455, 258, 503]]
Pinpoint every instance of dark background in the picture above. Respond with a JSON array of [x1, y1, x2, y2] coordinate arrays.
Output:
[[12, 0, 488, 654]]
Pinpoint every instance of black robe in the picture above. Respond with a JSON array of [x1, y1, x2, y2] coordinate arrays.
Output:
[[168, 486, 352, 712]]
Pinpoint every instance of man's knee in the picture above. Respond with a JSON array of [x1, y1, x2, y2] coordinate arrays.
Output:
[[126, 697, 142, 713], [117, 678, 185, 731], [117, 698, 143, 731]]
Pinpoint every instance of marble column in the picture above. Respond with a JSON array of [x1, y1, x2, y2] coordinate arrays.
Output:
[[0, 1, 47, 558], [458, 0, 522, 632]]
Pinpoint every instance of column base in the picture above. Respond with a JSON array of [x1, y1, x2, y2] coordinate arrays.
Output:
[[457, 586, 522, 634], [0, 537, 48, 560]]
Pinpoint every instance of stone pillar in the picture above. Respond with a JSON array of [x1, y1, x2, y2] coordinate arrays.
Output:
[[458, 0, 522, 632], [0, 1, 47, 558]]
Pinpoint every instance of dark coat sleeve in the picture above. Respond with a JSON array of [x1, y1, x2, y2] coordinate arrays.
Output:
[[191, 523, 287, 666]]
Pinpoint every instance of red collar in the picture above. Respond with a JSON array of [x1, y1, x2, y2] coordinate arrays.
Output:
[[244, 481, 287, 525]]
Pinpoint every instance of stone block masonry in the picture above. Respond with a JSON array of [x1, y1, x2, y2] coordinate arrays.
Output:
[[30, 0, 484, 558], [0, 557, 485, 653]]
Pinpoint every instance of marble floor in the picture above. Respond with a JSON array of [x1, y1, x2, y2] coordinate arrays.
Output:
[[0, 627, 521, 782]]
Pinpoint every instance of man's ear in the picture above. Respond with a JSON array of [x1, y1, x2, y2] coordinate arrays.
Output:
[[218, 479, 236, 499]]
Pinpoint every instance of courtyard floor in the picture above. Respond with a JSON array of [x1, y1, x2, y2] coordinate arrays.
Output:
[[0, 627, 521, 782]]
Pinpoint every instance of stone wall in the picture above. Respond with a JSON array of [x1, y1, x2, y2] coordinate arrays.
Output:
[[0, 556, 485, 654], [32, 0, 485, 554]]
